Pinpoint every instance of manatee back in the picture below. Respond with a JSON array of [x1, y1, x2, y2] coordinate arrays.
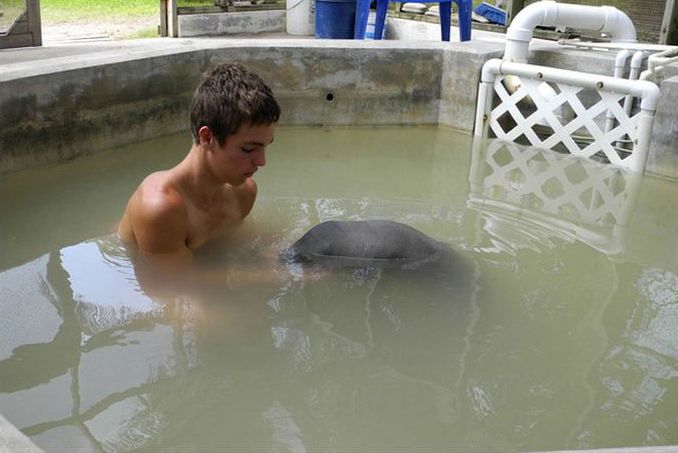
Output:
[[286, 220, 450, 269]]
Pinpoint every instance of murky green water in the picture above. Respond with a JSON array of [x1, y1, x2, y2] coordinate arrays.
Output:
[[1, 126, 677, 452]]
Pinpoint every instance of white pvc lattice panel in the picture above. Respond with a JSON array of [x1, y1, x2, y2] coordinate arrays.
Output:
[[468, 138, 642, 254], [474, 60, 660, 172]]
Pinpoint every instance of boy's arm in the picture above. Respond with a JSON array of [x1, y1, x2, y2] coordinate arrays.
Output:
[[128, 190, 193, 269]]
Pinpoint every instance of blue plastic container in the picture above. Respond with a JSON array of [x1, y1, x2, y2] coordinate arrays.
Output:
[[315, 0, 357, 39], [364, 10, 385, 39], [473, 2, 506, 25]]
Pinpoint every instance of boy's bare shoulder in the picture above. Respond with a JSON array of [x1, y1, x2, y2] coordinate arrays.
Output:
[[118, 170, 189, 247], [122, 172, 189, 253], [133, 172, 186, 221]]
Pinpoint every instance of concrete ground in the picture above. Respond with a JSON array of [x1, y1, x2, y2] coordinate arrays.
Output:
[[40, 12, 157, 43], [0, 22, 501, 67]]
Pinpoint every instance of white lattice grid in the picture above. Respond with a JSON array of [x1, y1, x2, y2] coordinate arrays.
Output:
[[467, 138, 642, 254], [474, 59, 660, 172]]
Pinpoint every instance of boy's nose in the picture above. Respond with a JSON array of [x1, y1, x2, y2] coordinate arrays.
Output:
[[255, 150, 266, 167]]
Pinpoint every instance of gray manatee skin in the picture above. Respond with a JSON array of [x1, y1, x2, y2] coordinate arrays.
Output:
[[284, 220, 454, 269]]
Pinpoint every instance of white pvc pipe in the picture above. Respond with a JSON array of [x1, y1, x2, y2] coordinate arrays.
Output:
[[504, 0, 637, 63], [558, 39, 675, 53], [615, 50, 634, 78], [639, 48, 678, 83], [629, 50, 646, 79], [624, 51, 646, 110], [605, 49, 633, 132]]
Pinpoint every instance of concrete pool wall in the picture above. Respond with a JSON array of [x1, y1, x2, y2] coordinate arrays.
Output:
[[1, 36, 677, 179]]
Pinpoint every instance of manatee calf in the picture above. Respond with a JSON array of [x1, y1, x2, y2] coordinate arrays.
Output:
[[284, 220, 457, 270]]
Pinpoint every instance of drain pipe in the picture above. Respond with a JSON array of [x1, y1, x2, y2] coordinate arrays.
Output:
[[504, 0, 637, 63]]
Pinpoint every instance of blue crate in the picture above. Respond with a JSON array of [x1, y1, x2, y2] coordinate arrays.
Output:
[[473, 2, 506, 25]]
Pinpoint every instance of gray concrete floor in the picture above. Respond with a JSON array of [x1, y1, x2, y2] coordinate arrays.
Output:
[[0, 22, 506, 67]]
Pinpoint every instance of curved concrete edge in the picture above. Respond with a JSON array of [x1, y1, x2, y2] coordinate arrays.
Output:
[[0, 37, 462, 82], [0, 39, 495, 174], [0, 414, 44, 453]]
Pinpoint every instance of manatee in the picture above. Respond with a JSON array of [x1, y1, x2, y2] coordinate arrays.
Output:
[[284, 220, 456, 270]]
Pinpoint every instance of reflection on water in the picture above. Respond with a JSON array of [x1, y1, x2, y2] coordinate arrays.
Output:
[[63, 237, 165, 337], [1, 127, 677, 452], [468, 138, 642, 256], [0, 232, 479, 452]]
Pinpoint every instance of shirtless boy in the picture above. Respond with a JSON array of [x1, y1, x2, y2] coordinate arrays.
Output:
[[118, 63, 280, 267]]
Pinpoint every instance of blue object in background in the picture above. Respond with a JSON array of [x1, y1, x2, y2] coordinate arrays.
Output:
[[354, 0, 472, 42], [473, 2, 506, 25], [316, 0, 357, 38], [364, 10, 386, 39]]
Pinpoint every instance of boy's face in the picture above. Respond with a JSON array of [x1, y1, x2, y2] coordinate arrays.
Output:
[[206, 122, 276, 186]]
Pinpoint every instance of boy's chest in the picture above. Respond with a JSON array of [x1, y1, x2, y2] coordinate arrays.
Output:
[[185, 194, 243, 249]]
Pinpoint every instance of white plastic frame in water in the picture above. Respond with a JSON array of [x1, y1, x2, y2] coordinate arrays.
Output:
[[473, 59, 660, 173], [467, 137, 642, 256]]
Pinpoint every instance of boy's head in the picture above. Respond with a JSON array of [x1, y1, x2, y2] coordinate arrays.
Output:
[[190, 63, 281, 146]]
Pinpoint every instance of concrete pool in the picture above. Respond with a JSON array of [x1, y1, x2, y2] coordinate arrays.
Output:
[[1, 36, 677, 178], [1, 27, 678, 453]]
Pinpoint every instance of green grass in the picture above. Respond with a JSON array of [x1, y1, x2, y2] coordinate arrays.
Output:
[[178, 0, 215, 6], [40, 0, 158, 22], [40, 0, 223, 23], [126, 26, 161, 39]]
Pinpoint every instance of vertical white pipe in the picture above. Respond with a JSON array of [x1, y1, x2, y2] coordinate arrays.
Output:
[[474, 81, 495, 139], [475, 59, 502, 138], [623, 51, 646, 116], [605, 49, 633, 133], [627, 109, 655, 172], [610, 51, 647, 150]]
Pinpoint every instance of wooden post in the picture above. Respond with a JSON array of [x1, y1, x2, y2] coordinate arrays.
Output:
[[167, 0, 178, 37], [505, 0, 524, 27], [0, 0, 42, 49], [27, 0, 41, 45], [659, 0, 678, 45], [159, 0, 168, 36]]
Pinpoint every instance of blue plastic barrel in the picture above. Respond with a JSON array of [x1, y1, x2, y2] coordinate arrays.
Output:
[[315, 0, 356, 39]]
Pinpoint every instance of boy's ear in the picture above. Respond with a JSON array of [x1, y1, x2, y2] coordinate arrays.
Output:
[[198, 126, 213, 146]]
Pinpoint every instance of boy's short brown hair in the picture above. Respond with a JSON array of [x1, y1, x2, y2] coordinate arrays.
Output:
[[189, 63, 280, 145]]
